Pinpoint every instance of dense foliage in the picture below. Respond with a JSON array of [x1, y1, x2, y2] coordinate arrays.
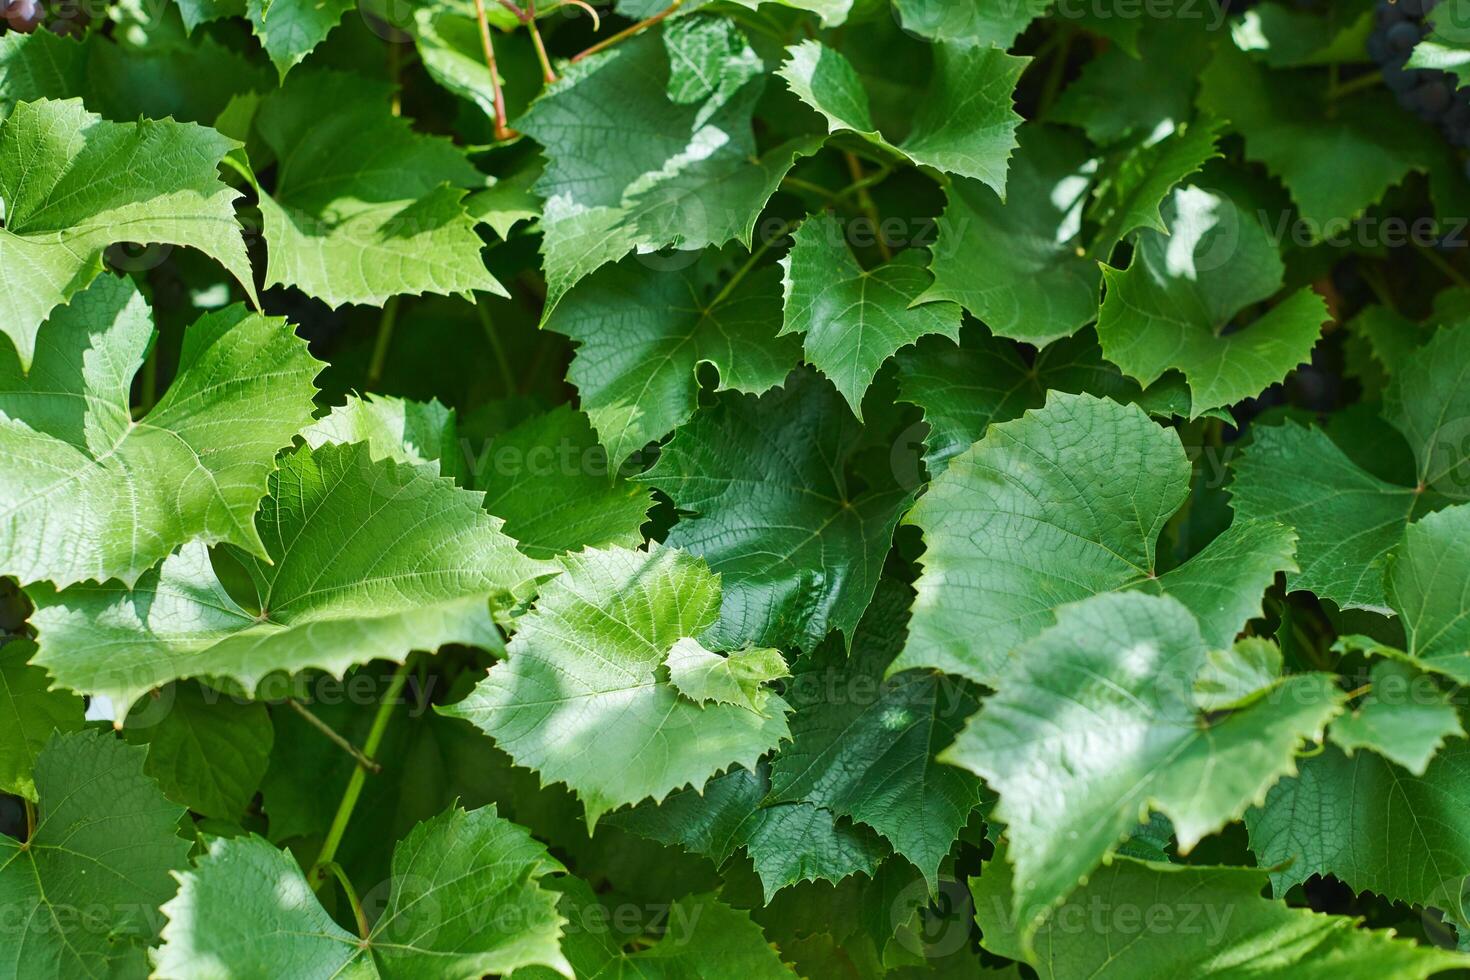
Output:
[[3, 0, 1470, 976]]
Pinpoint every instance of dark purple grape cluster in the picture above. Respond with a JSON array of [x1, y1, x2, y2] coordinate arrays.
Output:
[[1, 0, 42, 32], [1370, 0, 1470, 155]]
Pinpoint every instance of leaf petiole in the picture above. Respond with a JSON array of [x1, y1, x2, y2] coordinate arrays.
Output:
[[285, 698, 382, 773], [320, 860, 371, 939], [571, 0, 682, 64]]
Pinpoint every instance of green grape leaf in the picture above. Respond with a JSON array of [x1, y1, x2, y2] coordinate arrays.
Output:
[[1230, 325, 1470, 612], [767, 582, 984, 887], [245, 0, 355, 78], [607, 766, 768, 866], [0, 639, 84, 800], [893, 0, 1055, 49], [157, 805, 572, 978], [1233, 0, 1376, 69], [1329, 660, 1464, 776], [777, 39, 1028, 194], [1247, 741, 1470, 927], [251, 70, 504, 308], [1407, 1, 1470, 87], [1193, 636, 1284, 711], [544, 254, 799, 468], [444, 545, 792, 827], [740, 802, 887, 901], [516, 878, 793, 980], [915, 123, 1100, 346], [520, 28, 810, 310], [946, 592, 1343, 950], [1087, 116, 1225, 247], [123, 681, 273, 820], [1097, 186, 1328, 415], [975, 850, 1470, 978], [1386, 504, 1470, 684], [475, 404, 654, 559], [0, 275, 320, 589], [665, 637, 789, 714], [1198, 40, 1439, 231], [28, 441, 550, 709], [302, 392, 462, 478], [895, 326, 1207, 477], [896, 391, 1296, 684], [0, 97, 255, 371], [780, 214, 961, 415], [635, 370, 912, 651], [0, 731, 190, 974]]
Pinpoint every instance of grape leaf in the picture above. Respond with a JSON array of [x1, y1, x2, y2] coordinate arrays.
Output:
[[251, 70, 505, 308], [514, 878, 793, 980], [1386, 503, 1470, 684], [28, 441, 549, 710], [766, 582, 984, 888], [608, 765, 768, 866], [1097, 186, 1328, 415], [0, 730, 190, 975], [1232, 0, 1375, 69], [246, 0, 354, 79], [156, 805, 572, 978], [1198, 40, 1439, 231], [780, 214, 960, 415], [1086, 116, 1225, 247], [0, 639, 84, 800], [893, 0, 1055, 49], [519, 28, 809, 310], [777, 38, 1028, 194], [895, 326, 1206, 477], [0, 274, 319, 589], [544, 254, 799, 468], [1329, 659, 1464, 776], [1247, 741, 1470, 927], [1407, 1, 1470, 86], [896, 391, 1296, 684], [1230, 324, 1470, 611], [915, 123, 1099, 346], [665, 637, 789, 714], [974, 850, 1470, 978], [1193, 636, 1285, 711], [302, 392, 463, 479], [475, 404, 654, 559], [946, 591, 1343, 949], [0, 97, 255, 371], [122, 681, 272, 820], [444, 544, 792, 827], [635, 370, 912, 651]]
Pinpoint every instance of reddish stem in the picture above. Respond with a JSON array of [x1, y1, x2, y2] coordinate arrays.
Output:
[[571, 0, 682, 64]]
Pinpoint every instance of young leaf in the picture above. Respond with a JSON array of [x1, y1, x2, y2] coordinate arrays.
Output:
[[251, 71, 505, 308], [665, 637, 789, 714], [892, 0, 1055, 49], [28, 442, 550, 710], [0, 731, 190, 973], [545, 254, 799, 468], [0, 275, 320, 589], [1329, 659, 1464, 776], [780, 213, 961, 415], [1193, 636, 1285, 712], [444, 545, 792, 827], [0, 98, 254, 371], [777, 39, 1028, 195], [946, 592, 1343, 951], [1385, 503, 1470, 684], [302, 393, 462, 480], [896, 391, 1295, 684], [0, 639, 84, 800], [635, 370, 912, 651], [1097, 186, 1328, 415]]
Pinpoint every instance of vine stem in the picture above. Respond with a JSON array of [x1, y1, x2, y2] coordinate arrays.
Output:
[[526, 0, 558, 84], [1328, 70, 1382, 101], [23, 798, 36, 840], [571, 0, 682, 63], [472, 0, 516, 140], [474, 295, 518, 394], [309, 659, 413, 892], [321, 861, 371, 939], [286, 699, 382, 773], [844, 152, 891, 262], [366, 295, 401, 390]]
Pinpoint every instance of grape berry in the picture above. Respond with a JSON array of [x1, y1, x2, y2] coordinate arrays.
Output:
[[1370, 0, 1470, 160], [1, 0, 42, 32]]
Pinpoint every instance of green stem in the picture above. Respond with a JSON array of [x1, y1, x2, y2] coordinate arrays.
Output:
[[571, 0, 682, 63], [321, 861, 371, 939], [778, 175, 838, 200], [475, 295, 518, 395], [309, 659, 413, 891], [472, 0, 516, 140], [139, 344, 159, 416], [286, 699, 381, 773], [526, 0, 558, 84], [844, 152, 892, 262], [1037, 28, 1074, 117], [23, 798, 35, 840], [710, 226, 787, 310], [367, 296, 401, 390], [1328, 69, 1382, 101], [1418, 242, 1470, 290]]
